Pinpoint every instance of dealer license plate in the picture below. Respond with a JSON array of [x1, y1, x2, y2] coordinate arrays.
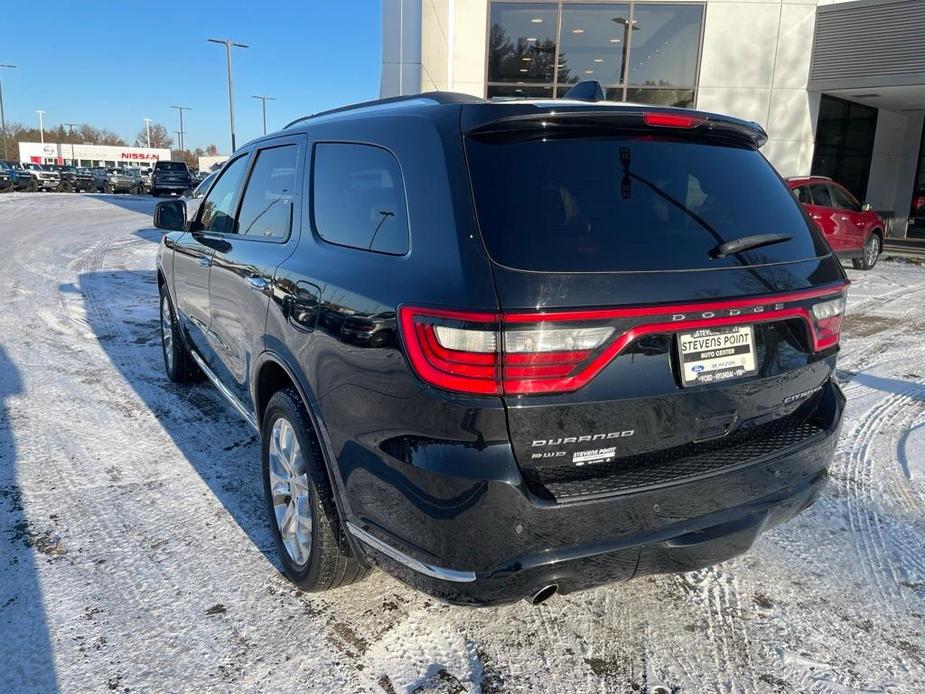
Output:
[[677, 325, 757, 387]]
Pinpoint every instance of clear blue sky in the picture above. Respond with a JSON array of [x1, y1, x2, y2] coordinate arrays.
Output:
[[1, 1, 382, 152]]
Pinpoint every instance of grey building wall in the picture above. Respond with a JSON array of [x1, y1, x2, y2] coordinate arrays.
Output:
[[810, 0, 925, 92]]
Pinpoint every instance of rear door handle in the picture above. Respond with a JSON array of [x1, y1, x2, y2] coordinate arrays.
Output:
[[247, 275, 269, 291], [197, 256, 212, 267], [839, 216, 850, 221]]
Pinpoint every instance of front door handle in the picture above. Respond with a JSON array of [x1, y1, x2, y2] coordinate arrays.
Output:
[[197, 256, 212, 267], [247, 275, 269, 291], [839, 216, 850, 221]]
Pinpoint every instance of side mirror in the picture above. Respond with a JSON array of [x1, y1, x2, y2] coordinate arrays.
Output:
[[153, 199, 187, 231], [861, 202, 872, 212]]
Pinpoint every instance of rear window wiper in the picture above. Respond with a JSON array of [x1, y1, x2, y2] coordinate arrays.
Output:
[[709, 233, 792, 259]]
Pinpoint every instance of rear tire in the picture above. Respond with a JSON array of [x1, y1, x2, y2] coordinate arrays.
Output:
[[262, 387, 369, 591], [852, 234, 881, 271], [159, 286, 202, 383]]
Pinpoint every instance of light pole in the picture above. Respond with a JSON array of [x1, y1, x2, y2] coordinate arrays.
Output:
[[208, 38, 248, 152], [36, 110, 45, 144], [169, 105, 191, 152], [611, 17, 640, 89], [0, 64, 16, 160], [251, 95, 275, 135], [143, 117, 152, 148], [64, 123, 80, 166]]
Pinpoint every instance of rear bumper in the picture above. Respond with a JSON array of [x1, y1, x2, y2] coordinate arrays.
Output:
[[346, 380, 844, 606], [153, 180, 190, 191]]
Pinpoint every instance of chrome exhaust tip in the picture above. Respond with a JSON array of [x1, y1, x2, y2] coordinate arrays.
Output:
[[529, 584, 558, 605]]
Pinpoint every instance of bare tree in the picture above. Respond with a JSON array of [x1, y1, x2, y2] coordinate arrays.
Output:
[[134, 122, 173, 149]]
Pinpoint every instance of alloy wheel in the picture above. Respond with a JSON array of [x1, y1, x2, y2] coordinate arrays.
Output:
[[866, 236, 879, 267], [268, 417, 313, 566], [161, 296, 174, 373]]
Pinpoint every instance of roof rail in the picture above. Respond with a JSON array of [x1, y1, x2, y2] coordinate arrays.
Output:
[[284, 91, 483, 129]]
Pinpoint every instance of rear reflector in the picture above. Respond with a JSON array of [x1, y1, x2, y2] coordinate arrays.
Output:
[[399, 283, 848, 396], [642, 112, 704, 129]]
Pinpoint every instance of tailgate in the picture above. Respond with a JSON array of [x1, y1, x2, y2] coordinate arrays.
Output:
[[462, 110, 848, 499]]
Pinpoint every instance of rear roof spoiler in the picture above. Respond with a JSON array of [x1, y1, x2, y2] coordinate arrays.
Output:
[[465, 108, 768, 149]]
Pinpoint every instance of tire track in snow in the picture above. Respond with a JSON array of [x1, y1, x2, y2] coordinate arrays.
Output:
[[838, 383, 925, 609]]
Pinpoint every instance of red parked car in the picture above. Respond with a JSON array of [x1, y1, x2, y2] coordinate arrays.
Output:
[[787, 176, 884, 270]]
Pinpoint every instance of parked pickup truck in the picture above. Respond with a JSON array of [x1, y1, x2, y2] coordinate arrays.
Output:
[[22, 162, 60, 191]]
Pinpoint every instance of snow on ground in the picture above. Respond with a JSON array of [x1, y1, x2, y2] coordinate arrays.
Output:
[[0, 192, 923, 693]]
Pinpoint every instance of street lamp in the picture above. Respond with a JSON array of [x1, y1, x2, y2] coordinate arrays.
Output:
[[251, 95, 275, 135], [208, 38, 248, 152], [0, 64, 16, 160], [169, 105, 191, 152], [64, 122, 80, 166], [611, 17, 640, 89], [143, 117, 152, 148], [36, 110, 45, 144]]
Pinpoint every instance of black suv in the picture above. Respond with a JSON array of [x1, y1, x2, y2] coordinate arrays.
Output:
[[150, 160, 193, 197], [153, 89, 848, 606]]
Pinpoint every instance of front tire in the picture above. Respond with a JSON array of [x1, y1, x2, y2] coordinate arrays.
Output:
[[159, 286, 202, 383], [262, 387, 369, 591], [852, 234, 881, 271]]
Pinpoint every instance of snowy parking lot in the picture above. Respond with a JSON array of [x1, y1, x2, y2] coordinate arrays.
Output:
[[1, 193, 924, 693]]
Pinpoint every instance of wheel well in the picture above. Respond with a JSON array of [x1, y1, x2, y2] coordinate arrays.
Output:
[[255, 360, 297, 427], [156, 270, 165, 289], [871, 227, 883, 241]]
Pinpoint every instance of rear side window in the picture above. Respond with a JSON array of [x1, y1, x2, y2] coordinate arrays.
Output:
[[236, 145, 298, 239], [791, 184, 812, 204], [466, 136, 828, 272], [311, 143, 409, 255]]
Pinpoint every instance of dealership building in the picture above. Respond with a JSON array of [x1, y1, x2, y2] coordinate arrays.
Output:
[[18, 142, 171, 170], [381, 0, 925, 236]]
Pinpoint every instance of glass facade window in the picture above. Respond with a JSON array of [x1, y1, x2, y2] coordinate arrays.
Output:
[[811, 95, 878, 202], [486, 2, 703, 105]]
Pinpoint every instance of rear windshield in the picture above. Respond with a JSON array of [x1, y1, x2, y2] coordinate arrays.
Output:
[[155, 162, 188, 172], [466, 136, 827, 272]]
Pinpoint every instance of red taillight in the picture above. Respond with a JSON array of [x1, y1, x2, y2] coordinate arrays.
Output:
[[810, 295, 847, 350], [399, 308, 501, 395], [399, 284, 848, 396], [642, 112, 704, 129]]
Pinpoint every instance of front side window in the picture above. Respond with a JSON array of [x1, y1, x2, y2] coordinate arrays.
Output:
[[197, 155, 249, 234], [236, 145, 298, 240], [810, 183, 834, 208], [312, 143, 409, 255], [830, 184, 859, 211]]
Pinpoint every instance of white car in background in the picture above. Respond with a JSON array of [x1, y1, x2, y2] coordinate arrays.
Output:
[[22, 162, 60, 191]]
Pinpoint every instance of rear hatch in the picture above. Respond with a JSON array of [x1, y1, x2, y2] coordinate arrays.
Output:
[[154, 163, 191, 185], [439, 104, 846, 501]]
